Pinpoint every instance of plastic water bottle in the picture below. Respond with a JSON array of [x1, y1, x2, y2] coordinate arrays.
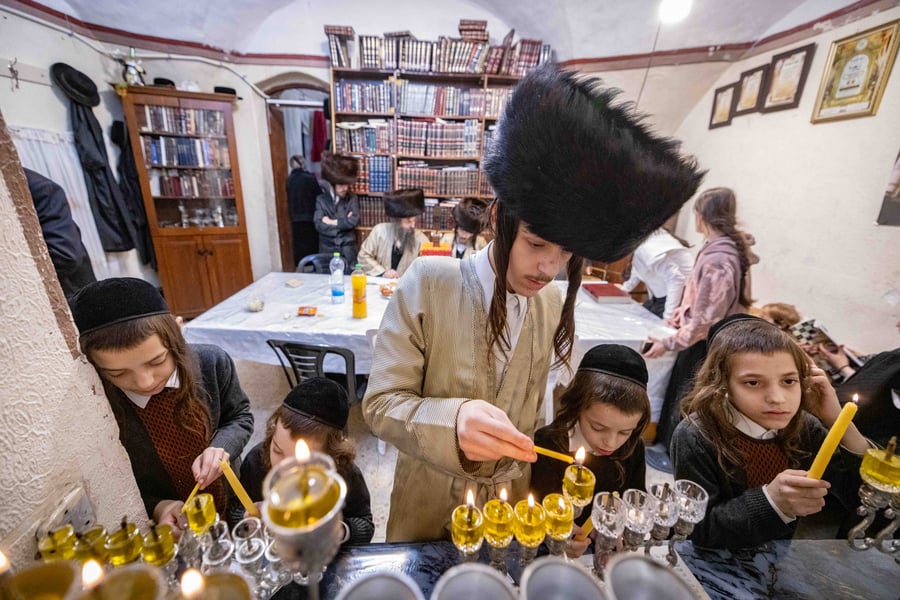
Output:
[[329, 252, 345, 304]]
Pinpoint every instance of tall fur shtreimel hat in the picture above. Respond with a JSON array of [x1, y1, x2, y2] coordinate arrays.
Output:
[[320, 151, 359, 185], [452, 198, 488, 234], [483, 63, 705, 262], [383, 188, 425, 218]]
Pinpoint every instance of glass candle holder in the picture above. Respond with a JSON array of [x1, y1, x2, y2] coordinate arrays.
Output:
[[8, 561, 79, 599], [483, 492, 514, 573], [860, 438, 900, 494], [591, 492, 627, 579], [203, 572, 254, 600], [38, 524, 77, 562], [514, 495, 546, 565], [645, 483, 679, 556], [177, 528, 203, 570], [105, 521, 144, 567], [621, 488, 658, 552], [232, 517, 265, 544], [450, 493, 485, 561], [201, 538, 235, 575], [666, 479, 709, 567], [185, 493, 218, 536], [200, 520, 232, 554], [542, 493, 574, 556], [142, 524, 176, 567], [848, 437, 900, 550], [562, 463, 596, 517]]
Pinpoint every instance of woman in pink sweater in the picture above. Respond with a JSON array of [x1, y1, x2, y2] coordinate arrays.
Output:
[[643, 187, 755, 462]]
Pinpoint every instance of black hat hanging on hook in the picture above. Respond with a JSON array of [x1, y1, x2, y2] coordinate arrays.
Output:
[[50, 63, 100, 107]]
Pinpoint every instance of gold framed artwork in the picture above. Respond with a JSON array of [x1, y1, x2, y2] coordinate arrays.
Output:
[[761, 43, 816, 112], [709, 82, 738, 129], [811, 20, 900, 123], [734, 64, 770, 115]]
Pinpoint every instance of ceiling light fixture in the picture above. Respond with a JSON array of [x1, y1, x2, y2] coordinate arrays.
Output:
[[659, 0, 693, 24]]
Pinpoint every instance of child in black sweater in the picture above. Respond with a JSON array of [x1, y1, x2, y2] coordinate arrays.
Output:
[[532, 344, 650, 557]]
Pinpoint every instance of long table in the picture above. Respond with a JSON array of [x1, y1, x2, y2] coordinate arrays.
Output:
[[183, 272, 676, 419]]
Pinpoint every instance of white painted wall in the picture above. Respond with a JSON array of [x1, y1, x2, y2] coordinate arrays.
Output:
[[671, 7, 900, 353], [0, 165, 144, 568]]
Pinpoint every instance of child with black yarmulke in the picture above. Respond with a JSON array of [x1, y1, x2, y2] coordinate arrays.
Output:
[[240, 377, 374, 545], [531, 344, 651, 558], [69, 278, 254, 537]]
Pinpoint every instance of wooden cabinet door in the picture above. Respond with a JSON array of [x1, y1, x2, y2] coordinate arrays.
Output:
[[155, 236, 213, 317], [203, 233, 253, 304]]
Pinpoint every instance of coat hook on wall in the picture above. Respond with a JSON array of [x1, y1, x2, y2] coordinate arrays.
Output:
[[8, 57, 19, 91]]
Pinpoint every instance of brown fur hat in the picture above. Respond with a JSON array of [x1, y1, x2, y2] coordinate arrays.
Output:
[[483, 63, 705, 262], [321, 151, 359, 185], [452, 198, 488, 234], [384, 188, 425, 218]]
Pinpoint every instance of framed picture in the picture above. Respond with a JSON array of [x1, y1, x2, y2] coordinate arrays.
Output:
[[734, 64, 770, 115], [709, 82, 738, 129], [811, 20, 900, 123], [761, 43, 816, 112]]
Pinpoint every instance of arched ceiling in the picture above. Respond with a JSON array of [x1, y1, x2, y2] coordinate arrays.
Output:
[[30, 0, 863, 61]]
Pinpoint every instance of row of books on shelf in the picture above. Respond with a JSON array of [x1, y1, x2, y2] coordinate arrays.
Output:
[[396, 119, 481, 157], [142, 136, 230, 168], [139, 105, 226, 136], [349, 155, 392, 194], [396, 162, 480, 196], [334, 120, 393, 154], [395, 82, 513, 117], [325, 25, 355, 68], [483, 125, 497, 157], [333, 79, 393, 113], [148, 169, 235, 198]]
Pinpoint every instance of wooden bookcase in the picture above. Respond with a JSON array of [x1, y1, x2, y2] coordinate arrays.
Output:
[[120, 86, 253, 317], [329, 67, 521, 240]]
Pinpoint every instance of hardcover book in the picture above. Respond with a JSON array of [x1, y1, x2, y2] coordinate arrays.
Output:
[[582, 282, 633, 303]]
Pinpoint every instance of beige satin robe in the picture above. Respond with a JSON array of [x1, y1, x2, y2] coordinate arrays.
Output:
[[357, 222, 428, 277]]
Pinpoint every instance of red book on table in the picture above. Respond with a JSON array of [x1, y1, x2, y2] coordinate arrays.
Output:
[[581, 282, 633, 303]]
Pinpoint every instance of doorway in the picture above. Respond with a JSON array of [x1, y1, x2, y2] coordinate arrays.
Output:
[[265, 85, 329, 271]]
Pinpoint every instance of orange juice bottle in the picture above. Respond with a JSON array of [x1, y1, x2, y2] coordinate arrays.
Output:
[[351, 264, 367, 319]]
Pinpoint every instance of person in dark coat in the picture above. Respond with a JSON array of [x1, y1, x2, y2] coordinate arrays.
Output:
[[24, 168, 96, 296], [286, 155, 322, 265], [314, 151, 360, 270]]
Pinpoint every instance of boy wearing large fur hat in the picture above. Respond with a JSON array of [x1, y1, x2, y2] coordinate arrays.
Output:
[[357, 188, 429, 278], [314, 151, 360, 271], [363, 64, 704, 542], [440, 197, 489, 259]]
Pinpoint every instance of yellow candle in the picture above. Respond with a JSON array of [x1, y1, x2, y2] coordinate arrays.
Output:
[[807, 400, 858, 479], [220, 459, 261, 518], [181, 482, 201, 512], [860, 436, 900, 494], [573, 516, 594, 541], [513, 494, 546, 548], [184, 493, 218, 535], [563, 447, 596, 508], [483, 488, 514, 548], [267, 465, 341, 528], [451, 489, 484, 554], [542, 493, 574, 541], [533, 445, 575, 464], [141, 524, 176, 566], [104, 521, 143, 567]]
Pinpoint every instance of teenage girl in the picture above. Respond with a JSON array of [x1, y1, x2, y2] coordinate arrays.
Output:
[[532, 344, 650, 557], [70, 278, 254, 536], [671, 315, 867, 549], [240, 377, 374, 544]]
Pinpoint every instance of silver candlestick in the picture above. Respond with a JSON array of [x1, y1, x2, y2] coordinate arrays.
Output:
[[621, 488, 657, 552], [645, 482, 680, 557], [666, 479, 709, 567], [591, 492, 626, 580]]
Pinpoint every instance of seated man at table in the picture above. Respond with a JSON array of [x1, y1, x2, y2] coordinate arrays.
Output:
[[440, 198, 489, 259], [357, 188, 429, 278], [362, 64, 704, 542]]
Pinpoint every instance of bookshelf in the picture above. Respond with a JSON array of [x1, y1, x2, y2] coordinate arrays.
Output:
[[120, 86, 253, 317]]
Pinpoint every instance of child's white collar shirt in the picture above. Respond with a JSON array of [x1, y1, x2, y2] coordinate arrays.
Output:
[[124, 370, 181, 408], [725, 402, 794, 523], [568, 421, 602, 456]]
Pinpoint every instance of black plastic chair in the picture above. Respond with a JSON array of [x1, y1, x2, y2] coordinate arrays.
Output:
[[296, 253, 334, 274], [266, 339, 361, 403]]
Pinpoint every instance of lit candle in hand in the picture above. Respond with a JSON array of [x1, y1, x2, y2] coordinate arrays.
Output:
[[807, 398, 858, 479], [483, 488, 514, 549], [451, 489, 485, 556], [563, 447, 596, 509], [514, 494, 546, 548]]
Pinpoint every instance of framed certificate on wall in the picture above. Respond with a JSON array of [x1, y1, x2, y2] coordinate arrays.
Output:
[[761, 43, 816, 112]]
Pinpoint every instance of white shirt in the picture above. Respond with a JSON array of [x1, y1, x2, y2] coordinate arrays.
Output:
[[621, 229, 693, 319], [725, 403, 794, 523], [473, 242, 528, 385], [568, 421, 605, 456], [124, 370, 180, 409]]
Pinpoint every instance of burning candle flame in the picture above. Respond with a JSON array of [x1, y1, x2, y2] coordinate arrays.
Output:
[[852, 393, 859, 404], [558, 496, 566, 512], [466, 489, 475, 508], [575, 446, 586, 465], [527, 493, 535, 508], [0, 549, 8, 574], [295, 439, 311, 461], [499, 488, 508, 502], [180, 568, 205, 598], [82, 559, 103, 589]]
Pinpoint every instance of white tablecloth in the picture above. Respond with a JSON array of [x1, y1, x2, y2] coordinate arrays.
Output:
[[183, 273, 676, 419]]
